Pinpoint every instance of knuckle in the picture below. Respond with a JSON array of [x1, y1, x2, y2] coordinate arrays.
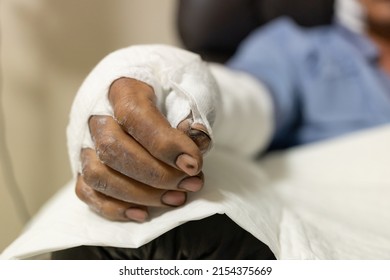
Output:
[[81, 161, 99, 183], [116, 100, 136, 122], [75, 177, 92, 203], [75, 176, 130, 221], [147, 165, 176, 188], [95, 134, 117, 163], [75, 182, 86, 202], [82, 161, 108, 192], [89, 115, 110, 136], [93, 178, 109, 193], [75, 176, 121, 220], [150, 169, 166, 185], [76, 185, 105, 218]]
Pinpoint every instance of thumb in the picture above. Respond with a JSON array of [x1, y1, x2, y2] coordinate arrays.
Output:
[[177, 114, 211, 155]]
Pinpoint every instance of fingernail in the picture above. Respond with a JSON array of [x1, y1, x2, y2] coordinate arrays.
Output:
[[188, 129, 211, 154], [125, 208, 148, 222], [161, 191, 186, 206], [178, 176, 203, 192], [176, 154, 199, 176]]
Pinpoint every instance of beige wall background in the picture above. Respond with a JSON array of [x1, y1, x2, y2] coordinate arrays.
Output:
[[0, 0, 180, 252]]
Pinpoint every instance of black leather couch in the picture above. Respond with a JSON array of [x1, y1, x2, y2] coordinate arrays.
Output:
[[178, 0, 334, 62]]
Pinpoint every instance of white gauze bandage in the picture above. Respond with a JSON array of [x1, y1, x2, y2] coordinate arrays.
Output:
[[67, 45, 274, 176]]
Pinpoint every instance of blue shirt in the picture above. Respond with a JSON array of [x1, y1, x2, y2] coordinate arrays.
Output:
[[227, 18, 390, 150]]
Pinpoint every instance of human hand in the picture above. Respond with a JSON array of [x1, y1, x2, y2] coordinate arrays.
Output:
[[75, 77, 211, 222]]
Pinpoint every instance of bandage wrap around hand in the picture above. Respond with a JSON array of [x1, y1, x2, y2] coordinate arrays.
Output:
[[67, 45, 219, 176], [67, 45, 274, 177]]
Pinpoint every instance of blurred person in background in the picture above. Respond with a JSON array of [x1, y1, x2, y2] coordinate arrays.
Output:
[[56, 0, 390, 259]]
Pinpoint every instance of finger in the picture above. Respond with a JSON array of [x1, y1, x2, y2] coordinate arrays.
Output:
[[89, 116, 204, 192], [81, 148, 192, 206], [177, 115, 211, 154], [75, 174, 148, 222], [108, 77, 202, 176]]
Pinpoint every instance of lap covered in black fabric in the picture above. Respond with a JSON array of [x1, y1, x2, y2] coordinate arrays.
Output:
[[51, 214, 276, 260]]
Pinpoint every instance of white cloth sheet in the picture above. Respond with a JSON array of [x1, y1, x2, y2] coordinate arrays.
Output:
[[2, 124, 390, 259], [2, 44, 389, 260]]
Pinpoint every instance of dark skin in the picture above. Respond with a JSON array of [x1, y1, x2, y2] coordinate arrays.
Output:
[[76, 0, 390, 222], [360, 0, 390, 73], [76, 77, 211, 222]]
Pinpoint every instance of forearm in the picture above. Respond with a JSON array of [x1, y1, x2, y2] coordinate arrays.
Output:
[[210, 63, 274, 157]]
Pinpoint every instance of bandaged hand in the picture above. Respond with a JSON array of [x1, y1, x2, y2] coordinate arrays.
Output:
[[68, 45, 273, 222], [67, 45, 219, 222], [76, 78, 211, 222]]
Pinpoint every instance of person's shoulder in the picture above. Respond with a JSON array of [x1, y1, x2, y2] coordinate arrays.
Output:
[[231, 17, 337, 65], [259, 18, 338, 50], [263, 17, 300, 31], [253, 17, 306, 40], [266, 17, 335, 38]]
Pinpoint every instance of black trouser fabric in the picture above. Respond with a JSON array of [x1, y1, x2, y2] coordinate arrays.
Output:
[[52, 214, 276, 260]]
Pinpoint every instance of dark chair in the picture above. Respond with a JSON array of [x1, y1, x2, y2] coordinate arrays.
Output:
[[177, 0, 334, 62]]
